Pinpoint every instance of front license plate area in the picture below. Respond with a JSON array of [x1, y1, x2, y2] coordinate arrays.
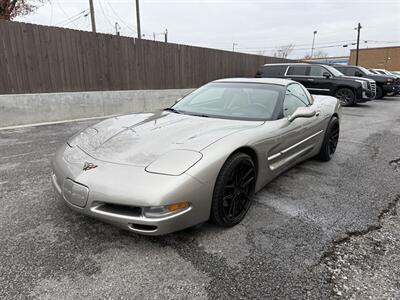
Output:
[[62, 179, 89, 208]]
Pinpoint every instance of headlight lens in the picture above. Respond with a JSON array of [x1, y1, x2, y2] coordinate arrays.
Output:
[[143, 202, 190, 218], [356, 80, 368, 89], [387, 78, 394, 84]]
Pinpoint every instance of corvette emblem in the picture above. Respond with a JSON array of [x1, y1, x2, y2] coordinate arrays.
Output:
[[83, 162, 98, 171]]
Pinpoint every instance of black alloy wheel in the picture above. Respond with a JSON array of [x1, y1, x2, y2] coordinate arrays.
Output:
[[316, 116, 340, 161], [328, 123, 340, 155], [210, 153, 256, 227], [335, 88, 355, 106]]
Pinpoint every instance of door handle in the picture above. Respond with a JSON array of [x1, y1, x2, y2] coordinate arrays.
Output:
[[315, 111, 321, 117], [307, 78, 315, 81]]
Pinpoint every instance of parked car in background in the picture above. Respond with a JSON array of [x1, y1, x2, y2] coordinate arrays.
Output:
[[371, 68, 399, 78], [332, 65, 399, 99], [371, 69, 400, 95], [255, 63, 375, 106]]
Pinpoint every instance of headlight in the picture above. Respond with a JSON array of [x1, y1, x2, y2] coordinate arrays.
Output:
[[386, 78, 394, 84], [146, 150, 202, 176], [356, 80, 368, 89], [143, 202, 190, 218]]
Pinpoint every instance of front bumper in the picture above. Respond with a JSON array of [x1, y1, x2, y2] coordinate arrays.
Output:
[[51, 144, 212, 235], [383, 84, 397, 93], [362, 88, 376, 100]]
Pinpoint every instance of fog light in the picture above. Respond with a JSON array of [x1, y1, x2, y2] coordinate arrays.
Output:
[[143, 202, 190, 218]]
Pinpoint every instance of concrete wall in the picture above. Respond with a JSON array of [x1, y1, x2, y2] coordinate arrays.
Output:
[[0, 89, 194, 128]]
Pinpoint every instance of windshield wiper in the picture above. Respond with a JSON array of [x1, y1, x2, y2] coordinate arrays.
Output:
[[164, 108, 183, 114], [186, 112, 209, 118]]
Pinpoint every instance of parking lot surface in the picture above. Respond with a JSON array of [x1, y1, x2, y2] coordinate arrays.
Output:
[[1, 97, 400, 299]]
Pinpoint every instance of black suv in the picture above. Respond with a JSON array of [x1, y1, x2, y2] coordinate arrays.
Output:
[[255, 63, 376, 106], [332, 65, 398, 99]]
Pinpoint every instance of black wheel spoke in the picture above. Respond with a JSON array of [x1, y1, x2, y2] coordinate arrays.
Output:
[[220, 159, 256, 223], [241, 176, 255, 189]]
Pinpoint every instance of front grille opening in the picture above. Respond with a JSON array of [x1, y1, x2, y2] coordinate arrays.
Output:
[[129, 223, 158, 232], [96, 203, 142, 217]]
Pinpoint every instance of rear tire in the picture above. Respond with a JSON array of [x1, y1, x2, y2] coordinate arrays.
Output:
[[375, 85, 384, 99], [210, 153, 256, 227], [335, 88, 355, 106], [317, 116, 340, 162]]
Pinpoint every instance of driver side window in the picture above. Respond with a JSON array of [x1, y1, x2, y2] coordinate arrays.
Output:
[[283, 84, 309, 117]]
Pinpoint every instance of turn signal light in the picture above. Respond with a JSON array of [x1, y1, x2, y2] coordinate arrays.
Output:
[[166, 202, 190, 212]]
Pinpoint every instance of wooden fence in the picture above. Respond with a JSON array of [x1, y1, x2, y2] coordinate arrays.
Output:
[[0, 20, 296, 95]]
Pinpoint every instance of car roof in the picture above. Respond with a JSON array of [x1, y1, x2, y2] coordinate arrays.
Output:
[[213, 77, 293, 86], [261, 62, 310, 67]]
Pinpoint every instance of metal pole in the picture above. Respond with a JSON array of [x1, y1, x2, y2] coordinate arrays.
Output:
[[355, 23, 362, 66], [311, 30, 317, 58], [115, 22, 120, 36], [89, 0, 96, 32], [164, 29, 168, 43], [135, 0, 141, 39], [232, 42, 237, 52], [153, 32, 156, 41]]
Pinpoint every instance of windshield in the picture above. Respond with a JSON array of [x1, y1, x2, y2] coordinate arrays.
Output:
[[171, 82, 284, 121], [324, 65, 344, 77], [358, 66, 372, 75]]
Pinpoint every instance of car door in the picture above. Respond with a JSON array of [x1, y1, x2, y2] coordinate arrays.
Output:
[[266, 83, 323, 173], [307, 65, 333, 95]]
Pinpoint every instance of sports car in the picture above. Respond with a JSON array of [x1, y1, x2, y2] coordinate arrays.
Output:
[[51, 78, 341, 235]]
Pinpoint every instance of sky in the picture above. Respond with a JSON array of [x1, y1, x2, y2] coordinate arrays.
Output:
[[17, 0, 400, 59]]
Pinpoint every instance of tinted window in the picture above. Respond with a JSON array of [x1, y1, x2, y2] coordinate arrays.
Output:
[[310, 66, 327, 76], [287, 66, 310, 76], [259, 65, 286, 76], [283, 84, 308, 117], [345, 68, 359, 76], [334, 66, 346, 74]]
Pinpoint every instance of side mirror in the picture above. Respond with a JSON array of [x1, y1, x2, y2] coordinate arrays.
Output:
[[322, 72, 331, 78], [355, 72, 362, 77], [288, 107, 316, 122]]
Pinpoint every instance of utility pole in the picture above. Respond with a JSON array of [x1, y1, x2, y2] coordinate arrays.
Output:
[[164, 29, 168, 43], [355, 23, 362, 66], [135, 0, 141, 39], [88, 0, 96, 32], [115, 22, 120, 36], [310, 30, 317, 58], [232, 42, 238, 52]]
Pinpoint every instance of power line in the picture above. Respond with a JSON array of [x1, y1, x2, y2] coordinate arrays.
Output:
[[56, 9, 88, 26], [103, 0, 137, 34], [98, 0, 116, 32]]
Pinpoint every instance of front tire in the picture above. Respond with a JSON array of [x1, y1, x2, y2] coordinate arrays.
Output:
[[335, 88, 355, 106], [317, 116, 340, 161], [375, 85, 384, 99], [210, 153, 256, 227]]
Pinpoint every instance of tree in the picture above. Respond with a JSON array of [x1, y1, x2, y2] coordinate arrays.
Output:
[[0, 0, 48, 20], [273, 44, 295, 59], [303, 51, 329, 60]]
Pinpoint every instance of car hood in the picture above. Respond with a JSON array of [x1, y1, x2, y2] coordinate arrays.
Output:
[[337, 75, 374, 83], [365, 74, 396, 82], [69, 111, 263, 166]]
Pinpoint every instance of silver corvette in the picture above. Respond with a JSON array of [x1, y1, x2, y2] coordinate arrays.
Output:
[[51, 78, 341, 235]]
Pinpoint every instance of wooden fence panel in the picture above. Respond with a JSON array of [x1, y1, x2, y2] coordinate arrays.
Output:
[[0, 20, 298, 94]]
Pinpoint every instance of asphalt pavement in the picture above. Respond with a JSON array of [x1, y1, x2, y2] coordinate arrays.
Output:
[[1, 96, 400, 299]]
